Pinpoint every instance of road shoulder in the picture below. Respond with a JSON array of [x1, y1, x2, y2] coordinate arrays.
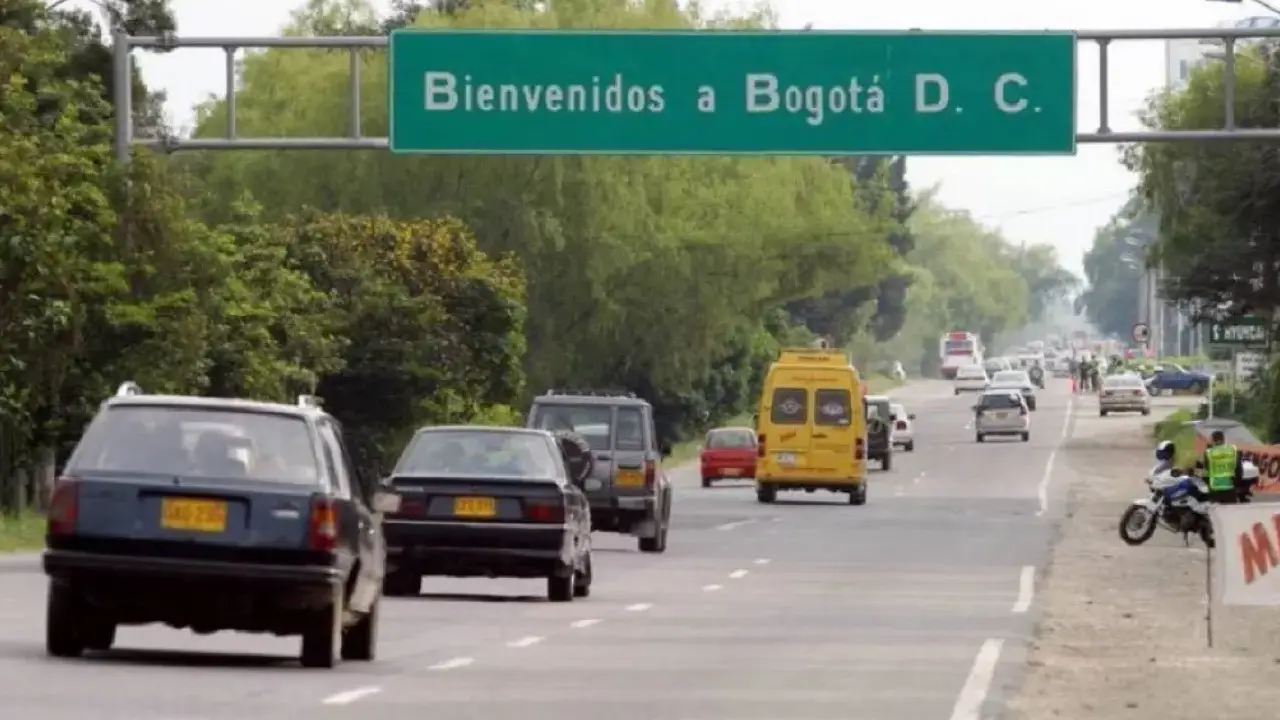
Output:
[[1005, 410, 1280, 720]]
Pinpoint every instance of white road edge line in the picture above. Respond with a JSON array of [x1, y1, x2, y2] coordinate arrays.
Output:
[[703, 584, 723, 592], [716, 519, 756, 531], [626, 603, 652, 612], [1035, 450, 1055, 517], [948, 639, 1005, 720], [1011, 565, 1035, 613], [428, 657, 474, 671], [506, 635, 544, 648], [753, 558, 770, 565], [570, 618, 602, 628], [322, 687, 382, 705], [728, 569, 748, 579], [1061, 397, 1074, 439]]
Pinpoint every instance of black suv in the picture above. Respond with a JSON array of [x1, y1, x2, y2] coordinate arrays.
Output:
[[42, 383, 396, 668], [526, 389, 673, 553]]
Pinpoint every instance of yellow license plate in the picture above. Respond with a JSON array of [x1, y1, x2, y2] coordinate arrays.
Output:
[[722, 468, 741, 477], [453, 496, 496, 518], [160, 497, 228, 533], [615, 469, 645, 486], [994, 412, 1007, 419]]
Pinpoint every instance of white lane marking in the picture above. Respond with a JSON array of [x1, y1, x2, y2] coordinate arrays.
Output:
[[1061, 397, 1074, 439], [428, 656, 474, 671], [770, 516, 784, 523], [948, 639, 1005, 720], [728, 569, 748, 579], [1012, 566, 1035, 613], [570, 618, 602, 629], [1036, 450, 1056, 517], [964, 420, 973, 430], [753, 558, 770, 565], [626, 603, 652, 612], [322, 687, 382, 705], [506, 635, 544, 648], [703, 584, 723, 592], [716, 519, 757, 531]]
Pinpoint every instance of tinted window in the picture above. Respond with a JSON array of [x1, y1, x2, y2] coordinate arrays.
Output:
[[531, 404, 612, 449], [706, 429, 755, 449], [395, 430, 558, 479], [978, 393, 1022, 409], [770, 388, 807, 424], [993, 371, 1027, 384], [68, 406, 319, 484], [815, 389, 852, 426], [1104, 376, 1143, 389], [616, 407, 646, 451]]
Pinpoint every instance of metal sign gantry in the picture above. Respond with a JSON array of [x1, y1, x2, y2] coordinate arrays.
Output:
[[111, 25, 1280, 161]]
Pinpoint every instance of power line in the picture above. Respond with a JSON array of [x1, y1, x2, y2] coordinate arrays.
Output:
[[973, 193, 1131, 222]]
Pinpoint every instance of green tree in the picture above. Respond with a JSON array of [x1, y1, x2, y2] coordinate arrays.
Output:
[[1078, 200, 1147, 339]]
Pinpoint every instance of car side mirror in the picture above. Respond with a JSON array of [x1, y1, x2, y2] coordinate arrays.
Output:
[[908, 413, 916, 420], [372, 488, 401, 514], [659, 440, 673, 457]]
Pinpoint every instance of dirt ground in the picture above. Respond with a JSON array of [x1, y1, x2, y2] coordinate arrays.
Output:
[[1005, 418, 1280, 720]]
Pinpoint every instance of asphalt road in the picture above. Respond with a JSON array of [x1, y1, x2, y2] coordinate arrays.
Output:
[[2, 379, 1105, 720]]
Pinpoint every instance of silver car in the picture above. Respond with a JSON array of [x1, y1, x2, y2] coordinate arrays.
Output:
[[973, 390, 1030, 443], [1099, 374, 1152, 416]]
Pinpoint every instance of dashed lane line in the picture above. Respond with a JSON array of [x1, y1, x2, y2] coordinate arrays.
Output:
[[570, 618, 602, 629], [625, 602, 653, 612], [728, 569, 748, 580], [1011, 566, 1035, 613], [948, 639, 1004, 720], [753, 558, 770, 565], [428, 656, 475, 671], [322, 687, 382, 705], [506, 635, 544, 648], [703, 584, 723, 592]]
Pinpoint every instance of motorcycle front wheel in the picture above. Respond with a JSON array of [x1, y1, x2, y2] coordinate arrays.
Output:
[[1119, 504, 1159, 545]]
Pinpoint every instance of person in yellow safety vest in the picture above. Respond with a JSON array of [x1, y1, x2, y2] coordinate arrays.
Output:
[[1202, 430, 1243, 504]]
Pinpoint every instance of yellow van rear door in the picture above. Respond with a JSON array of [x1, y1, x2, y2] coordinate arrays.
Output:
[[766, 386, 811, 466], [810, 387, 860, 474]]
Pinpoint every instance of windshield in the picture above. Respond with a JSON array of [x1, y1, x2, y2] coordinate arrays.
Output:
[[979, 393, 1022, 409], [530, 404, 612, 449], [958, 365, 986, 378], [706, 428, 755, 449], [396, 430, 558, 479], [1104, 376, 1144, 389], [992, 371, 1029, 384], [67, 406, 319, 483]]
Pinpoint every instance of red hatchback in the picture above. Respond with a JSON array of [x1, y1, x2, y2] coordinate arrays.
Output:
[[699, 427, 758, 488]]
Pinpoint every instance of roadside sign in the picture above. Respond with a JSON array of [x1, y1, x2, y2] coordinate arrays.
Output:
[[1131, 323, 1150, 343], [1209, 315, 1269, 347], [388, 30, 1077, 155], [1236, 351, 1266, 382]]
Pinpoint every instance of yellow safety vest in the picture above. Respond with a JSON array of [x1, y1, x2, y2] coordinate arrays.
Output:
[[1205, 444, 1238, 492]]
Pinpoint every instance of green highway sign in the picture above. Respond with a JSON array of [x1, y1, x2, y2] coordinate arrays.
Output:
[[387, 30, 1077, 155], [1209, 315, 1269, 347]]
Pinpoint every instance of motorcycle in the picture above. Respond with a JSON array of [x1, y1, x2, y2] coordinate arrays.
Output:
[[1118, 461, 1259, 548]]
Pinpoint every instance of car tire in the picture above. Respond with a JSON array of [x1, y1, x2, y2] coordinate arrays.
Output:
[[849, 485, 867, 506], [756, 484, 776, 504], [906, 442, 915, 452], [1021, 432, 1030, 442], [341, 600, 378, 661], [300, 589, 343, 669], [82, 617, 116, 652], [574, 552, 593, 598], [46, 581, 86, 659], [954, 389, 960, 396], [1142, 409, 1150, 416], [701, 477, 713, 488], [976, 433, 985, 443], [547, 569, 575, 602], [382, 569, 419, 598], [638, 522, 668, 553], [882, 453, 892, 471], [1190, 381, 1205, 395]]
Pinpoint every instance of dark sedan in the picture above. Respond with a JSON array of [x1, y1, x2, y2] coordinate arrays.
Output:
[[381, 426, 593, 602]]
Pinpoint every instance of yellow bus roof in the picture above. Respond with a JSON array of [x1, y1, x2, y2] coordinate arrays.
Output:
[[776, 348, 852, 365]]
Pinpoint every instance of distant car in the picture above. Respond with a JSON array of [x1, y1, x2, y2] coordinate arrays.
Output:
[[699, 426, 757, 487], [43, 384, 392, 668], [382, 426, 594, 602], [954, 364, 990, 394], [973, 390, 1031, 443], [989, 369, 1038, 411], [1099, 374, 1152, 416], [1145, 364, 1212, 394], [889, 402, 915, 452]]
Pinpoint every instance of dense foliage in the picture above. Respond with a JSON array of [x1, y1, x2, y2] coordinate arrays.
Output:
[[0, 0, 1074, 513], [1122, 42, 1280, 440]]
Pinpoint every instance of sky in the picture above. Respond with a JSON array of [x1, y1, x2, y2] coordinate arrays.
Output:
[[93, 0, 1269, 277]]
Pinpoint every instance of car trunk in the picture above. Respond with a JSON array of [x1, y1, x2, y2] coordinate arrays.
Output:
[[389, 476, 567, 549], [701, 447, 756, 478]]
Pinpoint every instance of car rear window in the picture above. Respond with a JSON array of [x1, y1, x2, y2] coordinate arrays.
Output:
[[993, 371, 1026, 384], [770, 388, 807, 424], [815, 389, 852, 426], [530, 404, 612, 449], [979, 393, 1022, 409], [1104, 377, 1143, 389], [706, 429, 755, 449], [615, 407, 646, 451], [67, 406, 319, 484], [396, 430, 558, 479]]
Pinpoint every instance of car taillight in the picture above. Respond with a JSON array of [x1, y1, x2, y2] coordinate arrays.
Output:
[[644, 460, 656, 489], [395, 496, 426, 517], [854, 438, 865, 460], [757, 435, 766, 458], [524, 500, 565, 523], [895, 420, 907, 431], [307, 495, 338, 552], [47, 476, 79, 536]]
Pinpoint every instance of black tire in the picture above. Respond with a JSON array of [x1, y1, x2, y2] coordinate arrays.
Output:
[[954, 389, 960, 396], [341, 600, 378, 661], [1190, 381, 1205, 395], [1141, 409, 1150, 416], [82, 618, 116, 652], [701, 477, 712, 488], [1118, 504, 1159, 546], [300, 590, 343, 668], [382, 569, 419, 597], [756, 484, 776, 503], [849, 485, 867, 506], [882, 453, 893, 472], [638, 521, 668, 553], [46, 581, 85, 659], [905, 442, 915, 452], [1021, 432, 1030, 442], [1100, 410, 1108, 417], [574, 552, 593, 598], [548, 569, 575, 602], [975, 433, 985, 443]]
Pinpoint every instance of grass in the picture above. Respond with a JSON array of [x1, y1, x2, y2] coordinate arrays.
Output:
[[666, 373, 904, 467], [1151, 408, 1199, 467], [0, 510, 44, 552]]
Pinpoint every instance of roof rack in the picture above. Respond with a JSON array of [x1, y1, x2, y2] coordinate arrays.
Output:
[[542, 388, 637, 398], [297, 395, 322, 408], [114, 381, 143, 397]]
